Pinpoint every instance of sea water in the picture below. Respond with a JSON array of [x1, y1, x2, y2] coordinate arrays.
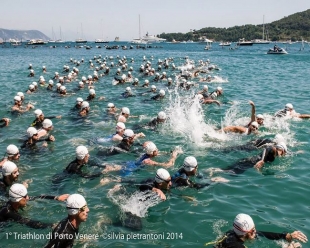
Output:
[[0, 42, 310, 248]]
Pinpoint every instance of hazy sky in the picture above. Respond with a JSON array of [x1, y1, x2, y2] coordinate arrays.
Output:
[[1, 0, 308, 41]]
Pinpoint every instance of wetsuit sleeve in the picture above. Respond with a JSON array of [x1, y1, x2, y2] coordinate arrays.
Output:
[[3, 210, 52, 229], [46, 116, 57, 119], [0, 122, 6, 128], [29, 195, 57, 201], [257, 231, 287, 240], [87, 158, 106, 168]]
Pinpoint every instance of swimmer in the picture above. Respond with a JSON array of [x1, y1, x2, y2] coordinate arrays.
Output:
[[37, 119, 55, 141], [11, 96, 33, 113], [46, 80, 54, 91], [117, 107, 138, 123], [0, 118, 10, 127], [44, 194, 89, 248], [111, 122, 126, 141], [79, 101, 90, 117], [0, 184, 68, 229], [121, 87, 136, 98], [172, 156, 228, 189], [247, 100, 264, 126], [21, 127, 54, 149], [221, 121, 259, 135], [274, 103, 310, 118], [73, 97, 83, 110], [0, 144, 20, 167], [208, 213, 307, 248], [106, 103, 118, 115], [30, 109, 61, 129], [151, 89, 165, 100], [146, 111, 167, 128]]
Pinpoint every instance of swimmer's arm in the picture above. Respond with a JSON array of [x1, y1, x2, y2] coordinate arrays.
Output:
[[249, 100, 256, 123], [152, 188, 166, 200], [29, 194, 69, 201], [254, 149, 266, 169], [7, 211, 52, 229], [222, 126, 245, 133], [203, 99, 221, 106], [0, 118, 10, 127], [144, 150, 178, 167]]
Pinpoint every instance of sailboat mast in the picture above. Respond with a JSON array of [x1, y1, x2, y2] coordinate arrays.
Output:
[[139, 15, 141, 39], [262, 15, 265, 40]]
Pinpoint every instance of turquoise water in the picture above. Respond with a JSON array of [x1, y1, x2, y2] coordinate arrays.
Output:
[[0, 42, 310, 248]]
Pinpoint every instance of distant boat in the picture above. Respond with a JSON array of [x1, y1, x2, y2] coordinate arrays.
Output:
[[130, 15, 148, 45], [95, 39, 109, 43], [27, 39, 45, 45], [252, 15, 270, 44], [237, 38, 253, 46], [76, 23, 87, 43], [199, 38, 213, 44], [114, 37, 120, 42], [168, 39, 181, 44], [141, 32, 166, 43], [219, 42, 231, 46]]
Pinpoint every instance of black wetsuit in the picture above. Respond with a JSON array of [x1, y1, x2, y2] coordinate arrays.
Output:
[[151, 94, 163, 101], [171, 168, 210, 189], [20, 138, 48, 149], [0, 202, 52, 229], [121, 92, 135, 98], [44, 217, 78, 248], [86, 95, 95, 102], [224, 146, 278, 174], [31, 116, 58, 129], [215, 229, 289, 248], [274, 109, 288, 118], [0, 119, 8, 128], [64, 159, 103, 179], [222, 139, 275, 152]]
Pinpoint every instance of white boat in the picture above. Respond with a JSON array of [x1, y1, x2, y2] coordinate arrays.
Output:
[[252, 15, 270, 44], [237, 38, 253, 46], [27, 39, 45, 45], [141, 32, 166, 43], [76, 24, 87, 43], [95, 39, 109, 43], [267, 46, 288, 54], [219, 42, 231, 46], [130, 15, 149, 45], [199, 38, 213, 44]]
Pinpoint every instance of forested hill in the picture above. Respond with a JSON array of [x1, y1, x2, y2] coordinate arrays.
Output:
[[0, 28, 49, 41], [158, 9, 310, 42]]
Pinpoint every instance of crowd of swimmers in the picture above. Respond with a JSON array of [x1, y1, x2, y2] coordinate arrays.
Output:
[[0, 53, 309, 247]]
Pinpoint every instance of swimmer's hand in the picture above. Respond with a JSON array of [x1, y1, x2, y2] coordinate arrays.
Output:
[[27, 103, 34, 109], [22, 179, 33, 188], [136, 132, 145, 138], [289, 231, 308, 243], [249, 100, 255, 107], [152, 188, 166, 201], [56, 194, 70, 201], [173, 146, 183, 154], [211, 177, 229, 183], [47, 135, 55, 142], [287, 241, 302, 248], [254, 160, 264, 169], [56, 115, 62, 119], [2, 118, 10, 126]]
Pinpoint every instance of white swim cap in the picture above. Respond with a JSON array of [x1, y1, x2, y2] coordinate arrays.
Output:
[[30, 69, 34, 73], [89, 89, 95, 95], [81, 101, 89, 109], [134, 78, 139, 82], [256, 114, 264, 119], [155, 168, 170, 183], [126, 87, 131, 92], [157, 111, 166, 120], [203, 85, 208, 90], [7, 144, 19, 157], [32, 82, 38, 86], [108, 103, 115, 108], [121, 74, 126, 80], [76, 145, 88, 160], [88, 75, 92, 79], [60, 86, 66, 91], [127, 71, 131, 75], [251, 121, 258, 128], [151, 85, 156, 89], [56, 83, 61, 87], [144, 141, 157, 155], [2, 161, 18, 176], [59, 77, 64, 80], [274, 134, 285, 143], [48, 80, 53, 85], [29, 84, 35, 90], [144, 80, 149, 84], [163, 72, 166, 75], [27, 127, 38, 137], [123, 129, 135, 138], [76, 97, 83, 103], [42, 119, 53, 128], [122, 107, 130, 115], [275, 142, 287, 153], [17, 92, 24, 97], [9, 183, 27, 202], [217, 86, 223, 91], [34, 109, 43, 117], [168, 78, 172, 82], [66, 194, 87, 215], [29, 63, 32, 66], [14, 96, 21, 101], [285, 103, 293, 110], [55, 72, 59, 75], [159, 90, 165, 96], [82, 76, 86, 81], [116, 122, 125, 130], [79, 81, 84, 86], [233, 214, 255, 236], [183, 156, 198, 172]]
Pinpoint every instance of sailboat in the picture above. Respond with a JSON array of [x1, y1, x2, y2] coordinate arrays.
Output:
[[130, 15, 148, 45], [252, 15, 270, 44], [49, 27, 56, 43], [55, 27, 65, 43], [76, 24, 87, 43], [95, 19, 109, 43]]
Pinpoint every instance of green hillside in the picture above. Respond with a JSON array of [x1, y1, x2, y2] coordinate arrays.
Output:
[[158, 9, 310, 42]]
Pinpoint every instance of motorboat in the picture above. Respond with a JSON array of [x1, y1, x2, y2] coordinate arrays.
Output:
[[141, 32, 166, 43], [75, 38, 87, 43], [267, 47, 288, 54], [219, 42, 231, 46], [95, 39, 109, 43], [237, 38, 253, 46], [27, 39, 45, 45]]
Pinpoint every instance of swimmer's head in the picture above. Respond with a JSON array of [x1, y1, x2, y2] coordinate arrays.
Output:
[[159, 90, 165, 97], [66, 194, 87, 216], [233, 213, 255, 236], [183, 156, 198, 172], [285, 103, 293, 110], [76, 146, 88, 160], [9, 183, 28, 203], [121, 107, 130, 115], [157, 111, 167, 121], [6, 145, 19, 157], [143, 141, 157, 155], [2, 161, 18, 176], [27, 127, 38, 138]]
